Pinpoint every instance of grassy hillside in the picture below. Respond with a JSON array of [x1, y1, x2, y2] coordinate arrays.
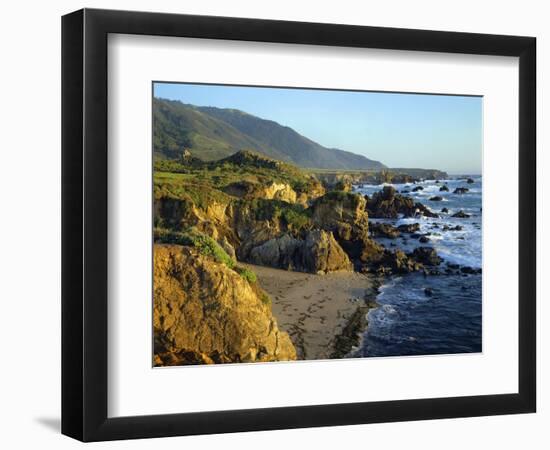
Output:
[[153, 98, 288, 161], [154, 150, 321, 204], [153, 98, 386, 170]]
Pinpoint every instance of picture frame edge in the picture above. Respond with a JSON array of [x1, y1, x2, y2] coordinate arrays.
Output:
[[61, 8, 537, 442]]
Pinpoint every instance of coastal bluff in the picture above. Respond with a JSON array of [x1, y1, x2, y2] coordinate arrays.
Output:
[[153, 244, 296, 365]]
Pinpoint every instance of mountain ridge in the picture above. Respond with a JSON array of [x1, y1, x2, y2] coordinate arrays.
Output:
[[153, 98, 386, 170]]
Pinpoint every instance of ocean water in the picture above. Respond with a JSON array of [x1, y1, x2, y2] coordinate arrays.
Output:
[[354, 177, 482, 357]]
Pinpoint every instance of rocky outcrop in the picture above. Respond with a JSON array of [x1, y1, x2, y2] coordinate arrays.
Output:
[[224, 180, 321, 205], [442, 224, 463, 231], [302, 230, 353, 273], [247, 230, 352, 274], [334, 179, 353, 192], [369, 222, 401, 239], [154, 196, 234, 242], [397, 223, 421, 234], [310, 191, 384, 264], [366, 186, 438, 219], [451, 210, 471, 218], [310, 191, 368, 229], [439, 185, 449, 192], [408, 247, 442, 266], [313, 168, 448, 188], [379, 249, 423, 274], [153, 244, 296, 366], [453, 187, 469, 194]]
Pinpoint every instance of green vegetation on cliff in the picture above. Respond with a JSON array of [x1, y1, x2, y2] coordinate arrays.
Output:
[[154, 150, 318, 196], [154, 174, 232, 207], [245, 198, 313, 232], [154, 228, 235, 269]]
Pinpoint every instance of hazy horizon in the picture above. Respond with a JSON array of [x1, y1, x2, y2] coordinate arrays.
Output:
[[154, 82, 482, 174]]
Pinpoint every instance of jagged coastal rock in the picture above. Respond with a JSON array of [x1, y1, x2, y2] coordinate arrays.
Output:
[[310, 191, 385, 264], [453, 187, 469, 194], [247, 230, 352, 274], [451, 210, 471, 218], [369, 222, 401, 239], [365, 186, 438, 218], [153, 244, 296, 365]]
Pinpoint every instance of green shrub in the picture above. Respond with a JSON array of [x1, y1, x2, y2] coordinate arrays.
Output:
[[259, 291, 271, 306], [247, 198, 311, 231], [281, 208, 311, 230], [154, 228, 234, 269], [235, 266, 257, 284]]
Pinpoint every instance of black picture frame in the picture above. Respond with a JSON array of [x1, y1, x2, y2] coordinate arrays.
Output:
[[62, 8, 536, 442]]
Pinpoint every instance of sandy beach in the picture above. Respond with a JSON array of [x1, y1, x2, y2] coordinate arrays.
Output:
[[242, 264, 376, 360]]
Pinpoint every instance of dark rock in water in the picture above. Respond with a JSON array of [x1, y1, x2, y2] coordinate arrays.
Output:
[[409, 247, 442, 266], [424, 288, 433, 297], [431, 223, 440, 228], [377, 249, 423, 274], [435, 180, 440, 184], [460, 266, 482, 275], [466, 178, 475, 184], [446, 262, 460, 269], [441, 207, 449, 213], [429, 196, 443, 201], [366, 186, 438, 219], [412, 186, 424, 192], [451, 210, 471, 218], [390, 242, 396, 247], [369, 222, 401, 239], [439, 185, 449, 192], [397, 223, 421, 233], [410, 233, 422, 239], [443, 224, 463, 231], [453, 187, 469, 194], [419, 236, 430, 243], [416, 204, 439, 218]]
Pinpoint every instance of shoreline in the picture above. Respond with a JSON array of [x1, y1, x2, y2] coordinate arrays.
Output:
[[242, 263, 380, 360]]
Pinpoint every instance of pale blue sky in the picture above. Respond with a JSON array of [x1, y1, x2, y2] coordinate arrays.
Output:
[[154, 82, 482, 174]]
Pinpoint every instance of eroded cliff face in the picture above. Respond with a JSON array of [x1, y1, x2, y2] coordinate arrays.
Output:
[[153, 244, 297, 366], [223, 180, 325, 206], [310, 191, 384, 264], [247, 230, 353, 274]]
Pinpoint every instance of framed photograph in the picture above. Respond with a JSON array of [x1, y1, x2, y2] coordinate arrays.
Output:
[[62, 8, 536, 441]]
